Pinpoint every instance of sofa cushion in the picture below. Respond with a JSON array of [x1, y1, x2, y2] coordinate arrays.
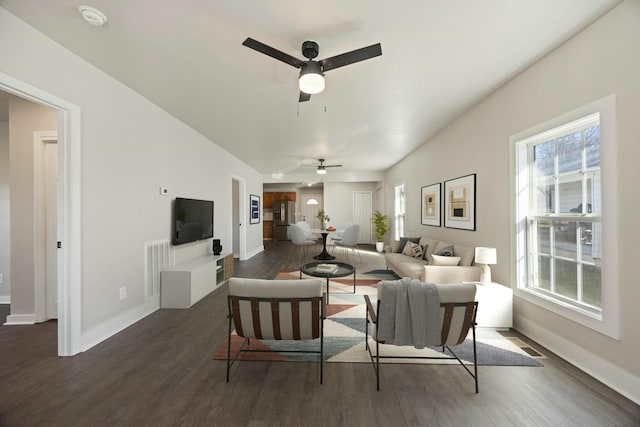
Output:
[[433, 245, 454, 257], [419, 237, 438, 260], [453, 245, 475, 266], [396, 237, 420, 253], [431, 254, 461, 266], [396, 260, 428, 279], [402, 241, 424, 259]]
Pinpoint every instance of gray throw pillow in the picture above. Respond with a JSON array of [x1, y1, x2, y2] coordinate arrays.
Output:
[[396, 237, 420, 253], [434, 245, 454, 257]]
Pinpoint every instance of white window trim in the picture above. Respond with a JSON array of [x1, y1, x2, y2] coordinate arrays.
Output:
[[510, 94, 620, 339], [394, 182, 406, 240]]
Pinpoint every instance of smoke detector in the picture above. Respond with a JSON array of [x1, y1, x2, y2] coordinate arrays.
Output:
[[79, 5, 107, 27]]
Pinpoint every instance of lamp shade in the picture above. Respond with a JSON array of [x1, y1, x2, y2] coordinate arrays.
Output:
[[316, 167, 327, 175], [299, 62, 325, 94], [475, 247, 497, 265]]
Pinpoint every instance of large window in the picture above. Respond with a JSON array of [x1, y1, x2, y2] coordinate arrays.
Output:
[[522, 114, 602, 313], [394, 183, 405, 240], [513, 95, 619, 338]]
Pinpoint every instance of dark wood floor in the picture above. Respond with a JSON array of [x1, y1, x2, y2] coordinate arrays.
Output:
[[1, 240, 639, 426]]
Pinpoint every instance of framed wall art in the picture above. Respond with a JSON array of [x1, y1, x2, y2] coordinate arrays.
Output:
[[421, 183, 441, 226], [250, 194, 260, 224], [444, 174, 476, 230]]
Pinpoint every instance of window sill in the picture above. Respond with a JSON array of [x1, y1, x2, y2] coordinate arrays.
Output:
[[515, 286, 619, 340]]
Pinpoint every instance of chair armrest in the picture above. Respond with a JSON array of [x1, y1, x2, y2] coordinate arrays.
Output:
[[364, 295, 377, 324]]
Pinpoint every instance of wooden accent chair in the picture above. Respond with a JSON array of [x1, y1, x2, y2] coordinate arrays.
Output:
[[226, 277, 325, 383], [364, 281, 478, 392]]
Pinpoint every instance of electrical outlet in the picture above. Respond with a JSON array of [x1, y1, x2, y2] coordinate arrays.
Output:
[[119, 286, 127, 300], [0, 273, 3, 284]]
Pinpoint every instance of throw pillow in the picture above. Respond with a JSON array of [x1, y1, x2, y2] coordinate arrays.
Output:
[[430, 254, 461, 266], [401, 241, 424, 259], [421, 244, 430, 261], [395, 237, 421, 253], [434, 245, 454, 257]]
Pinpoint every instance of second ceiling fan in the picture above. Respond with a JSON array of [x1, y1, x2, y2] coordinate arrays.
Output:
[[242, 37, 382, 102], [305, 158, 342, 175]]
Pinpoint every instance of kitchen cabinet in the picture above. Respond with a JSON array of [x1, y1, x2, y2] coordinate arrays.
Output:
[[263, 221, 273, 239], [263, 191, 296, 206], [263, 192, 273, 208]]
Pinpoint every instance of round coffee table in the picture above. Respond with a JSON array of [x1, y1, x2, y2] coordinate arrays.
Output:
[[300, 261, 355, 303]]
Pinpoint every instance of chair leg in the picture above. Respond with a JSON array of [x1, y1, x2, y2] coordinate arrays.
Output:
[[226, 306, 233, 382], [375, 339, 380, 391], [320, 316, 324, 385], [472, 323, 478, 393]]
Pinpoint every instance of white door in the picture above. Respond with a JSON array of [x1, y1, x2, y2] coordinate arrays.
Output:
[[45, 141, 58, 319], [302, 193, 322, 229], [353, 191, 372, 243], [232, 179, 240, 257]]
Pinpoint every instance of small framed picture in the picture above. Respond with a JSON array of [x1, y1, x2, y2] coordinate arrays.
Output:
[[421, 183, 441, 227], [250, 194, 260, 224], [444, 174, 476, 231]]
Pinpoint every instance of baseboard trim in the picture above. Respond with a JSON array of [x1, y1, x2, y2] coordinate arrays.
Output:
[[515, 315, 640, 405], [4, 313, 36, 325], [80, 295, 160, 352], [0, 295, 10, 304]]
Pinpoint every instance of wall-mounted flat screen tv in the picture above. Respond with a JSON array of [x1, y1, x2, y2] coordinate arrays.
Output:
[[172, 197, 214, 245]]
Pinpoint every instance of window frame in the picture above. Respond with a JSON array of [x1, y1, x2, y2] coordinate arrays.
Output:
[[394, 182, 406, 241], [510, 95, 620, 339]]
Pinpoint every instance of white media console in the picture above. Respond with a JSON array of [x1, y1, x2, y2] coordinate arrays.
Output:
[[160, 253, 233, 309]]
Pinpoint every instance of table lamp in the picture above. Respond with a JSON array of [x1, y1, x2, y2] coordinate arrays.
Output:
[[475, 247, 497, 284]]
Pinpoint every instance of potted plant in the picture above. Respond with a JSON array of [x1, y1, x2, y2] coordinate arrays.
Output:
[[316, 210, 330, 230], [371, 210, 390, 252]]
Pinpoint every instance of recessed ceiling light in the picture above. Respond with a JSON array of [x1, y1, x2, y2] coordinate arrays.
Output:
[[79, 5, 107, 27]]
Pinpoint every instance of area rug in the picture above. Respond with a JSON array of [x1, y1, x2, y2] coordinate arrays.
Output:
[[214, 271, 544, 367], [362, 269, 401, 280]]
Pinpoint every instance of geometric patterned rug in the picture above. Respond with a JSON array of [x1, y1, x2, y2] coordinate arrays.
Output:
[[213, 270, 544, 367]]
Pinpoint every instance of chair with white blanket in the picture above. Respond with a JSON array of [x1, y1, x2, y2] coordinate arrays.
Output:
[[364, 279, 478, 392]]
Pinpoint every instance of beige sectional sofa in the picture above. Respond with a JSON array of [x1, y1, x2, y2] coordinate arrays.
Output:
[[385, 236, 481, 284]]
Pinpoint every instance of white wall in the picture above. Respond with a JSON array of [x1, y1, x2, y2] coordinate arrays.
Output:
[[0, 8, 263, 344], [384, 0, 639, 402], [0, 120, 9, 302], [324, 181, 380, 242]]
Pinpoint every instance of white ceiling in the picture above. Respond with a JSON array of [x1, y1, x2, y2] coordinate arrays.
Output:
[[0, 0, 620, 182]]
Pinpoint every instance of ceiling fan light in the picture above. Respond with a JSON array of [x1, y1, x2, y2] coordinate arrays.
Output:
[[316, 167, 327, 175], [299, 63, 325, 94]]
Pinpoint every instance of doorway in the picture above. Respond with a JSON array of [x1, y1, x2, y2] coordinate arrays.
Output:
[[1, 72, 82, 356], [353, 191, 373, 243], [301, 193, 322, 229], [231, 176, 246, 260]]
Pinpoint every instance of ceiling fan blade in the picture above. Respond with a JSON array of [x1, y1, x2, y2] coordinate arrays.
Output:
[[299, 92, 311, 102], [325, 164, 342, 168], [242, 37, 305, 68], [320, 43, 382, 72]]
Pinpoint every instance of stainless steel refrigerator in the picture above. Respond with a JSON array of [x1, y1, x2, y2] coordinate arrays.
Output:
[[272, 200, 295, 240]]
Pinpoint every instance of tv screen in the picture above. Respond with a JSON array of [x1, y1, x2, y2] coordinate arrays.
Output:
[[172, 197, 214, 245]]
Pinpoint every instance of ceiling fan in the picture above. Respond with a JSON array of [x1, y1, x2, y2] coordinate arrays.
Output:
[[304, 158, 342, 175], [242, 37, 382, 102]]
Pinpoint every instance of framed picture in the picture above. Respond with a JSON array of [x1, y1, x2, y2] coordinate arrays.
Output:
[[250, 194, 260, 224], [421, 183, 441, 226], [444, 174, 476, 230]]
